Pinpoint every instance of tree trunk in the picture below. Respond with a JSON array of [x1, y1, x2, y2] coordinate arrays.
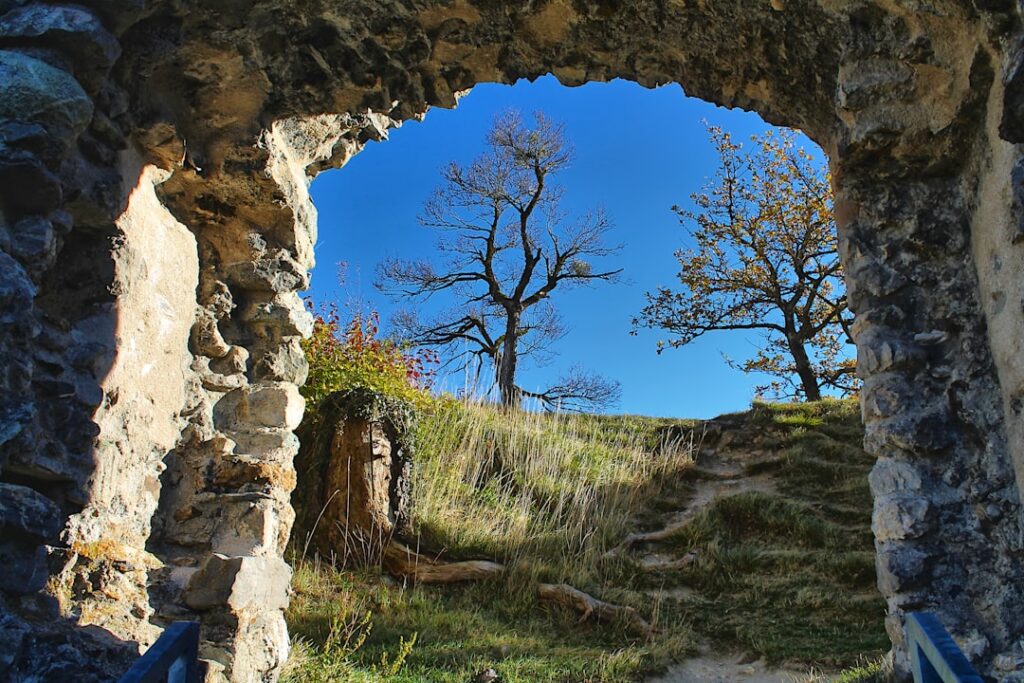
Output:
[[496, 310, 521, 407], [787, 335, 822, 401], [314, 417, 408, 565]]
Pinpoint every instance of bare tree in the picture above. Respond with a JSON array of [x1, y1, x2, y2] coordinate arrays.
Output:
[[378, 111, 622, 409], [634, 126, 856, 401]]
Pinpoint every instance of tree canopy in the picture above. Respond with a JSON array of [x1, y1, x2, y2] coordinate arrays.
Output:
[[635, 126, 856, 401]]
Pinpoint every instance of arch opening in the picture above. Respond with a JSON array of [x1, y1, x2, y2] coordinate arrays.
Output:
[[0, 1, 1022, 681], [284, 75, 880, 682]]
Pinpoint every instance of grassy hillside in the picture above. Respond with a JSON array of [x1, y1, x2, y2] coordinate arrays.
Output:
[[283, 399, 888, 682]]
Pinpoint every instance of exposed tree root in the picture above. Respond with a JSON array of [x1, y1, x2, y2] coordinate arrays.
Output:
[[383, 541, 505, 583], [536, 582, 654, 639], [604, 525, 684, 559], [382, 541, 652, 639], [640, 552, 697, 573]]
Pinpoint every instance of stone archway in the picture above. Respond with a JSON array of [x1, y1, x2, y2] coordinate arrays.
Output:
[[1, 1, 1023, 681]]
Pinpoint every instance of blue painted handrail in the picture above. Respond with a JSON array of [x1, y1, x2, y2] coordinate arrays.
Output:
[[118, 622, 201, 683], [906, 612, 984, 683]]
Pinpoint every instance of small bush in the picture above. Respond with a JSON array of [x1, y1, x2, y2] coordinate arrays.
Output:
[[302, 303, 437, 410]]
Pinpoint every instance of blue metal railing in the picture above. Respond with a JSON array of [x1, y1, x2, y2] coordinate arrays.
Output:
[[906, 612, 984, 683], [118, 622, 201, 683], [113, 611, 983, 683]]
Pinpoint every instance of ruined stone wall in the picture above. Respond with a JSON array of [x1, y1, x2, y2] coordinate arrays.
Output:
[[0, 1, 1023, 681]]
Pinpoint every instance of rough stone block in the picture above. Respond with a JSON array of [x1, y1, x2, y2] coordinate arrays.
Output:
[[231, 609, 290, 683], [224, 384, 305, 431], [209, 345, 249, 376], [0, 50, 92, 149], [220, 250, 308, 293], [0, 150, 62, 215], [876, 545, 930, 594], [0, 5, 121, 92], [0, 481, 60, 539], [873, 493, 933, 542], [11, 215, 55, 269], [0, 612, 28, 673], [240, 292, 313, 337], [0, 540, 48, 594], [1001, 45, 1024, 143], [867, 408, 957, 454], [869, 458, 923, 496], [184, 554, 290, 612], [190, 311, 231, 358], [212, 500, 281, 556], [0, 251, 34, 324], [229, 429, 299, 465], [251, 338, 307, 384]]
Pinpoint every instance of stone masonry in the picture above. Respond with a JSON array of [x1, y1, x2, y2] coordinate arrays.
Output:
[[0, 1, 1023, 681]]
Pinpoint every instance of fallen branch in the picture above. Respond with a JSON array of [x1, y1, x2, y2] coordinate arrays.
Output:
[[537, 583, 654, 639]]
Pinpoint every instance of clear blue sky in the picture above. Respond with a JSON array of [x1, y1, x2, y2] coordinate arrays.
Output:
[[308, 75, 830, 419]]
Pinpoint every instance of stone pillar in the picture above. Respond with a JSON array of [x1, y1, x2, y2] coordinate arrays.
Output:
[[0, 2, 184, 680], [142, 113, 390, 680], [833, 9, 1024, 676]]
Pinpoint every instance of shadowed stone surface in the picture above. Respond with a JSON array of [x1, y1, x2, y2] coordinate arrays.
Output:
[[0, 1, 1022, 681]]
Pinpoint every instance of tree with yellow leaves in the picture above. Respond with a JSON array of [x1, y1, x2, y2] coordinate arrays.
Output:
[[634, 126, 856, 401]]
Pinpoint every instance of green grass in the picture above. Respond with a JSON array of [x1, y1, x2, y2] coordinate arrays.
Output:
[[284, 562, 691, 682], [407, 400, 698, 583], [285, 398, 889, 681], [650, 399, 889, 666]]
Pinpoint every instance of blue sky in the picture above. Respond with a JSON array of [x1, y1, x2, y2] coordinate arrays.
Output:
[[308, 75, 830, 419]]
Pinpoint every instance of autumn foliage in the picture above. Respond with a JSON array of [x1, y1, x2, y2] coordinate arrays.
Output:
[[301, 302, 438, 409], [635, 126, 857, 401]]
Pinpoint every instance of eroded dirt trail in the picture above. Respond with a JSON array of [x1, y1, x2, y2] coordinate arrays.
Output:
[[618, 422, 836, 683]]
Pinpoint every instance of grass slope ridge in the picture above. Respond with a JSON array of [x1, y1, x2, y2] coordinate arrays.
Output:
[[284, 399, 888, 682]]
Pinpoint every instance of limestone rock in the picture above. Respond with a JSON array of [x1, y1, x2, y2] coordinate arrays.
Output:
[[0, 251, 35, 323], [0, 148, 62, 214], [875, 545, 930, 594], [239, 292, 313, 338], [220, 384, 305, 432], [873, 494, 933, 542], [190, 310, 231, 358], [251, 339, 307, 385], [0, 541, 48, 594], [869, 459, 924, 496], [0, 402, 32, 449], [184, 554, 290, 612], [0, 612, 28, 673], [10, 215, 55, 272], [1001, 46, 1024, 143]]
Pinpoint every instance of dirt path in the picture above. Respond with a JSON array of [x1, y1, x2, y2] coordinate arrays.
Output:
[[622, 445, 825, 683], [647, 653, 813, 683]]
